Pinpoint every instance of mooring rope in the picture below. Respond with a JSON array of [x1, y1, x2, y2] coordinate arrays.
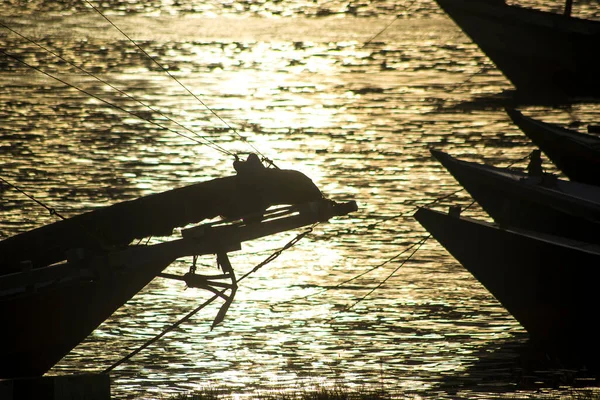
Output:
[[362, 15, 400, 47], [102, 225, 316, 374], [0, 48, 236, 158], [273, 195, 477, 313], [0, 175, 120, 248], [82, 0, 272, 165], [0, 176, 66, 220], [336, 234, 429, 314], [315, 200, 477, 320], [274, 235, 426, 307], [367, 187, 465, 228], [0, 20, 234, 158]]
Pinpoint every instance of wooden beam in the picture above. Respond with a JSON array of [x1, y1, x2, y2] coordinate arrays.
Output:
[[564, 0, 573, 16]]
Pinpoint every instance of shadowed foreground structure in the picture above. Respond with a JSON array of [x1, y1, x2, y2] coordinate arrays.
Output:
[[415, 206, 600, 368], [0, 167, 357, 380]]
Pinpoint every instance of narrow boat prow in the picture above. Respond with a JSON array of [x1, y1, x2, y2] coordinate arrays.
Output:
[[0, 163, 357, 379], [434, 0, 600, 100], [506, 108, 600, 186], [414, 206, 600, 366]]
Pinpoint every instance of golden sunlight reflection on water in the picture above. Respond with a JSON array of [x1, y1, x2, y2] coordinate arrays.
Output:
[[1, 0, 600, 399]]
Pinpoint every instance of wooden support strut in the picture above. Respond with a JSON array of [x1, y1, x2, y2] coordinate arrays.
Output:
[[107, 199, 357, 269], [1, 200, 357, 297], [153, 200, 359, 328]]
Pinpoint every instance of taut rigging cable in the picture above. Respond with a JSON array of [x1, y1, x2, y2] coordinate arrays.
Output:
[[0, 48, 235, 157], [0, 176, 66, 221], [82, 0, 274, 166], [0, 20, 235, 158], [274, 234, 429, 307], [102, 224, 315, 374], [337, 234, 429, 315]]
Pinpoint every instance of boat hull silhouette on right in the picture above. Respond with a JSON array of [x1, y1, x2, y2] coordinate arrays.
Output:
[[435, 0, 600, 100], [506, 108, 600, 186], [430, 149, 600, 243], [414, 206, 600, 366]]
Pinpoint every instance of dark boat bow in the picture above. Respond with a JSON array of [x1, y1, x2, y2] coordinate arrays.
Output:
[[506, 108, 600, 186], [0, 170, 356, 379], [414, 206, 600, 366], [435, 0, 600, 100]]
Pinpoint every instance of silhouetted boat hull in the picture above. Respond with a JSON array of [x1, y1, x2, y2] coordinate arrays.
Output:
[[414, 207, 600, 365], [0, 252, 175, 378], [0, 197, 356, 379], [0, 163, 356, 379], [435, 0, 600, 99], [430, 149, 600, 243], [0, 169, 323, 274], [506, 108, 600, 186]]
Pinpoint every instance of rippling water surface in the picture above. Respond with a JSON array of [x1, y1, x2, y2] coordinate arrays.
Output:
[[2, 1, 600, 399]]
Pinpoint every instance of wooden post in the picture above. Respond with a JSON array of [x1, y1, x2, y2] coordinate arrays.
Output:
[[564, 0, 573, 16]]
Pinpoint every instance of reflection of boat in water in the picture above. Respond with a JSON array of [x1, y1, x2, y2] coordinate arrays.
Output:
[[434, 0, 600, 100], [430, 149, 600, 243], [414, 206, 600, 366], [0, 168, 357, 378], [506, 108, 600, 186]]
